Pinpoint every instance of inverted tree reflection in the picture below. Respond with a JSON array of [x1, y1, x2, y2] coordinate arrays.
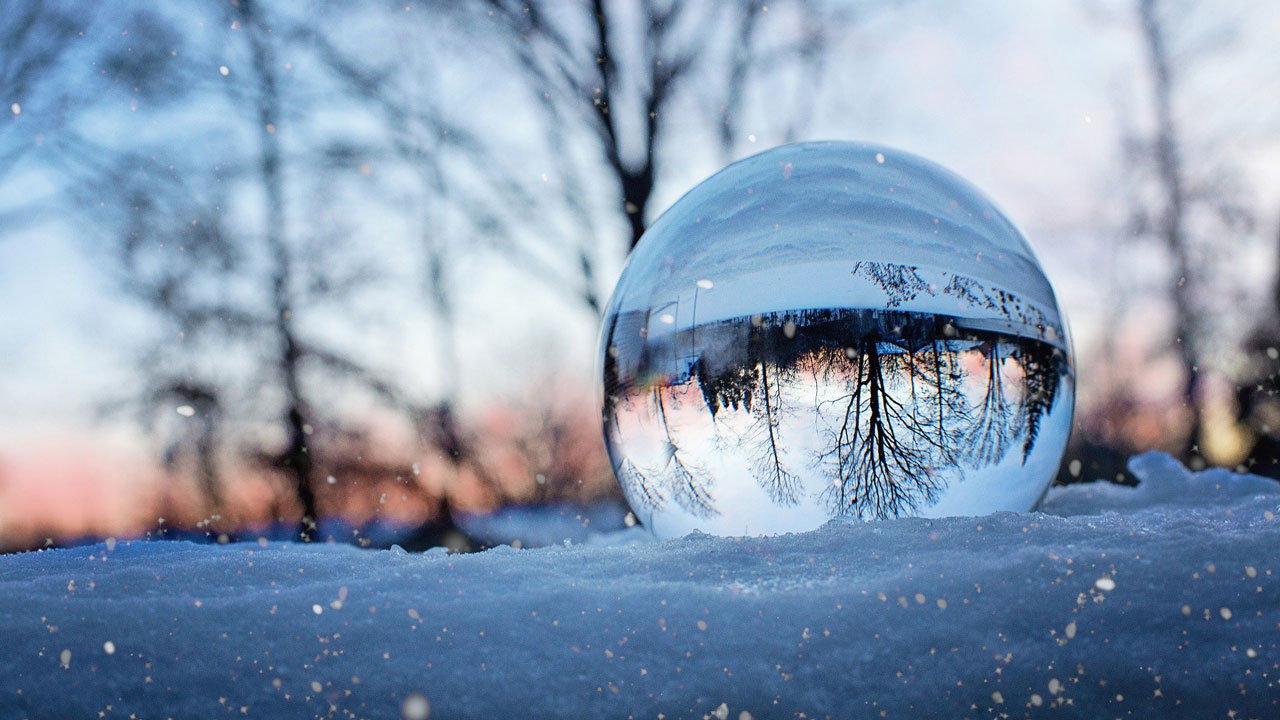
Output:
[[603, 296, 1069, 522], [959, 342, 1023, 470], [607, 382, 719, 520]]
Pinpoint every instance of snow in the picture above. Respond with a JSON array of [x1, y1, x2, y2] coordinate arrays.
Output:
[[2, 453, 1278, 719]]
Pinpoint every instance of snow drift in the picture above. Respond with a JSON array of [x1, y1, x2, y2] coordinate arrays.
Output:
[[1, 451, 1277, 719]]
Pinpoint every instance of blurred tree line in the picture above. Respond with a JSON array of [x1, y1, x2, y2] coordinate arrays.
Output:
[[0, 0, 1277, 547], [1076, 0, 1279, 484], [2, 0, 847, 545]]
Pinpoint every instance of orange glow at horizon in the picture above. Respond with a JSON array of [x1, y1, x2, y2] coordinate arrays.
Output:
[[0, 437, 162, 547], [0, 391, 615, 550]]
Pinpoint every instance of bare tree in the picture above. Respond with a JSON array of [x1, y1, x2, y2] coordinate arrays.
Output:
[[959, 343, 1021, 468], [228, 0, 326, 537], [472, 0, 852, 311], [280, 0, 863, 524], [484, 0, 707, 251], [85, 157, 242, 522], [818, 342, 943, 518], [1127, 0, 1254, 462], [80, 2, 459, 540], [294, 9, 551, 513], [695, 351, 802, 505], [613, 385, 718, 519], [744, 360, 803, 506]]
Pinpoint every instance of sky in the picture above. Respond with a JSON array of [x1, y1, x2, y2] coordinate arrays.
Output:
[[0, 0, 1278, 541]]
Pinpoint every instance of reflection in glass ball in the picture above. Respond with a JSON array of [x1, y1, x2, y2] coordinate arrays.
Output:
[[600, 141, 1074, 539]]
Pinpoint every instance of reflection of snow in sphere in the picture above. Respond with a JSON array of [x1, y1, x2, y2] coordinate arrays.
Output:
[[599, 141, 1074, 539]]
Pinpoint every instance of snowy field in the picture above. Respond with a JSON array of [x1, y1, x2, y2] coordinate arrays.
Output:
[[2, 452, 1278, 719]]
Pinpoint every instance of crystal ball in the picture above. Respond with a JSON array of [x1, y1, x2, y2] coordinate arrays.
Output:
[[600, 141, 1074, 538]]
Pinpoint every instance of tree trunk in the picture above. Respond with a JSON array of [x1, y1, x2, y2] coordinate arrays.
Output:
[[1140, 0, 1201, 461], [241, 0, 318, 539]]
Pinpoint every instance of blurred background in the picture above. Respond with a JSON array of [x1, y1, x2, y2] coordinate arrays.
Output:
[[1, 0, 1278, 552]]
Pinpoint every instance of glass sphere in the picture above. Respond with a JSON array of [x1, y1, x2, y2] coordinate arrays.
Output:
[[599, 141, 1074, 539]]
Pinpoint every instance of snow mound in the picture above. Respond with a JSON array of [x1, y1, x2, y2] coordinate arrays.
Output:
[[1042, 450, 1280, 516], [1, 453, 1277, 719]]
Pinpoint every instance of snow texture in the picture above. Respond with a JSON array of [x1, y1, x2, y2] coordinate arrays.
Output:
[[2, 452, 1278, 719]]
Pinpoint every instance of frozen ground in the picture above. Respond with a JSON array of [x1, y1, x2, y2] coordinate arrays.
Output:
[[1, 452, 1278, 719]]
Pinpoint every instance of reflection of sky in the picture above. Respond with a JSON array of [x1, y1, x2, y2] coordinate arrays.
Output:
[[1, 1, 1278, 506]]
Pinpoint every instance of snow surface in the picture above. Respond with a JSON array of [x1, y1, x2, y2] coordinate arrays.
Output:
[[2, 452, 1278, 719]]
